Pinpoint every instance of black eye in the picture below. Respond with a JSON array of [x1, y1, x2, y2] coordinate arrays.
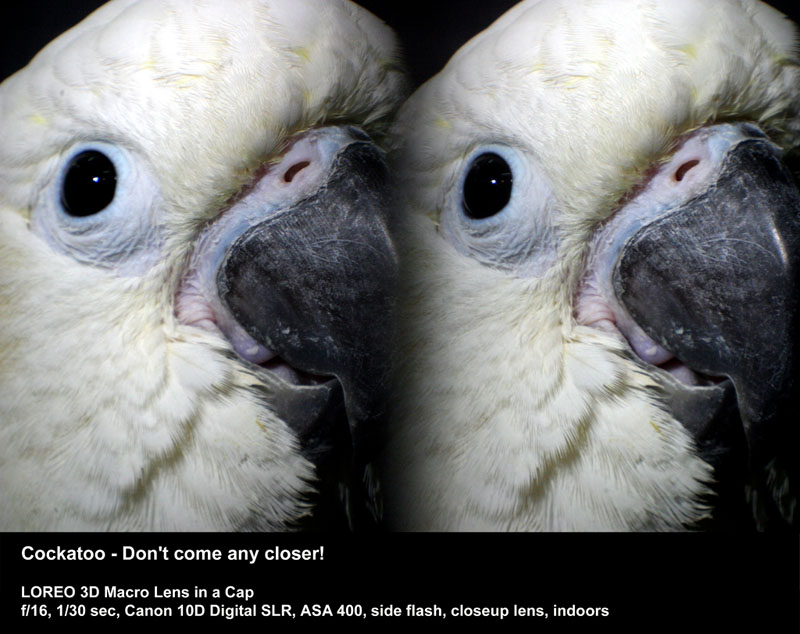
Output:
[[462, 152, 513, 219], [61, 150, 117, 217]]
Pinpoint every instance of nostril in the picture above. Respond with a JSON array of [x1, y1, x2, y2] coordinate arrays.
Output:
[[284, 161, 310, 183], [674, 159, 700, 182]]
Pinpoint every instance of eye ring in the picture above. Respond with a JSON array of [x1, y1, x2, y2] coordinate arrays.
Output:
[[33, 141, 163, 272], [60, 150, 118, 217], [462, 152, 513, 219]]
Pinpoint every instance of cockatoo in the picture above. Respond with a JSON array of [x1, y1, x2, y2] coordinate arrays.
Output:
[[0, 0, 407, 530], [383, 0, 800, 531]]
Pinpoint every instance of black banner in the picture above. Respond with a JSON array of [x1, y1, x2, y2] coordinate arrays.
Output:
[[2, 533, 797, 630]]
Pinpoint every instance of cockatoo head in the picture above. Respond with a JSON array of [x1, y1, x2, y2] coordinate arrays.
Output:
[[0, 0, 407, 530], [385, 0, 799, 530]]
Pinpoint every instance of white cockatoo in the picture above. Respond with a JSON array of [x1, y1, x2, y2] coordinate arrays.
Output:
[[384, 0, 800, 531], [0, 0, 407, 530]]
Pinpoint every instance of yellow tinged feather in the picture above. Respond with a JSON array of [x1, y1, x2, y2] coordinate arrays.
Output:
[[293, 47, 311, 62], [678, 43, 698, 59]]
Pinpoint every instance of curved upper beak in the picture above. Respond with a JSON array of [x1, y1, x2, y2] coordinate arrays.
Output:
[[217, 129, 397, 464], [614, 126, 800, 453], [608, 123, 800, 527]]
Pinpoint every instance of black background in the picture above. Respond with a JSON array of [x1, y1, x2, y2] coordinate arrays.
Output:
[[1, 2, 799, 630], [1, 532, 798, 629]]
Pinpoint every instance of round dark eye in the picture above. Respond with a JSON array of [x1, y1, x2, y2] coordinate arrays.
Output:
[[462, 153, 513, 219], [61, 150, 117, 217]]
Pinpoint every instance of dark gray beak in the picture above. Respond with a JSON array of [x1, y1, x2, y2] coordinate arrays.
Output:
[[613, 126, 800, 528], [218, 140, 396, 463], [216, 133, 396, 529]]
